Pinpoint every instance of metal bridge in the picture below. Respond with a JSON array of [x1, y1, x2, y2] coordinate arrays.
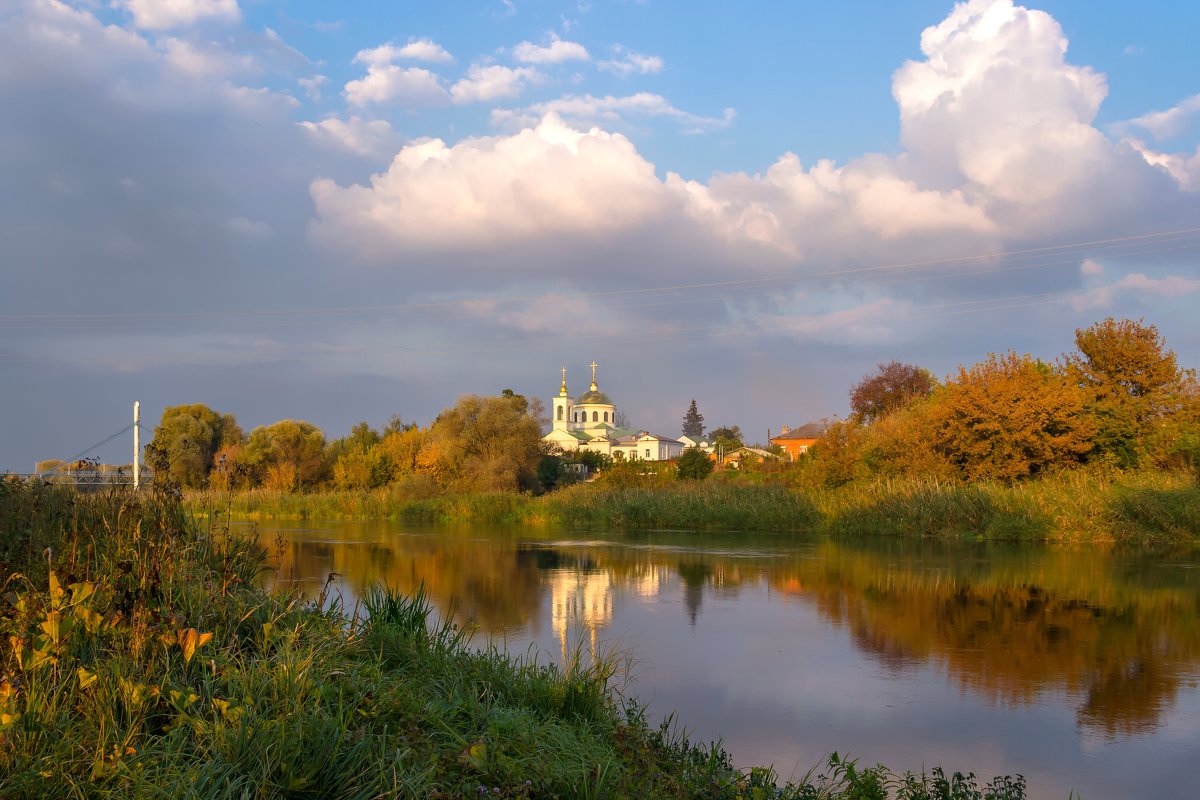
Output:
[[4, 402, 147, 490]]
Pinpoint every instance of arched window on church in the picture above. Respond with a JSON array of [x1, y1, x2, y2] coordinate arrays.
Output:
[[603, 412, 609, 423], [573, 412, 578, 422], [592, 411, 598, 422], [557, 406, 563, 421]]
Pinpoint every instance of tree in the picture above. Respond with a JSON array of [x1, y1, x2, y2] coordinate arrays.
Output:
[[676, 447, 714, 480], [710, 425, 743, 453], [932, 352, 1094, 482], [682, 399, 706, 437], [423, 392, 545, 492], [850, 361, 935, 423], [147, 404, 243, 488], [1064, 318, 1185, 467], [245, 420, 327, 491]]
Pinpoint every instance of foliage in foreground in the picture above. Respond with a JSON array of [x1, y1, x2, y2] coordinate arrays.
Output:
[[1, 481, 1032, 798]]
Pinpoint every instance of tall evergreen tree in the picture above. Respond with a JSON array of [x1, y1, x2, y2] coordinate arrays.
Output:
[[682, 399, 706, 437]]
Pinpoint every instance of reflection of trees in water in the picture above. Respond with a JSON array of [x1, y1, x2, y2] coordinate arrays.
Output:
[[772, 545, 1200, 738], [262, 524, 1200, 736], [265, 526, 543, 631]]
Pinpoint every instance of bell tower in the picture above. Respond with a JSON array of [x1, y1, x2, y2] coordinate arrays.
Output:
[[552, 367, 573, 431]]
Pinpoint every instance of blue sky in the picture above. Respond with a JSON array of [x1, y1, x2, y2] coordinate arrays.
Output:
[[2, 0, 1199, 470]]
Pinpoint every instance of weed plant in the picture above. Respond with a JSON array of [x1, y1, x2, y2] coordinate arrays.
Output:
[[2, 481, 1032, 798]]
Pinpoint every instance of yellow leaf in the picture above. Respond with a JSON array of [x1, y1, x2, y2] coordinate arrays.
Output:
[[77, 667, 98, 689], [48, 572, 65, 609], [69, 582, 95, 606], [177, 628, 213, 663]]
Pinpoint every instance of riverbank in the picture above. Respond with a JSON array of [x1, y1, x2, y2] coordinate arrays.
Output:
[[187, 467, 1200, 544], [1, 481, 1031, 798]]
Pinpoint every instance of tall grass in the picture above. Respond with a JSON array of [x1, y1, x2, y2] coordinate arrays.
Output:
[[1, 480, 1032, 798], [187, 467, 1200, 544]]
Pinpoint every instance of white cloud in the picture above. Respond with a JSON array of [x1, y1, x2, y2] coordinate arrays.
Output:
[[1080, 258, 1104, 276], [1125, 139, 1200, 191], [160, 37, 256, 79], [309, 114, 673, 254], [513, 33, 589, 64], [598, 46, 663, 77], [754, 299, 910, 345], [344, 63, 447, 107], [226, 216, 273, 239], [1070, 272, 1200, 311], [1124, 93, 1200, 141], [893, 0, 1112, 210], [344, 43, 454, 106], [299, 115, 400, 159], [397, 38, 454, 63], [491, 92, 733, 132], [298, 74, 328, 101], [120, 0, 241, 31], [451, 64, 539, 104]]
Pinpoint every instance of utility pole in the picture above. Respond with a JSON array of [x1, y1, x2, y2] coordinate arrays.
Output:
[[133, 401, 140, 491]]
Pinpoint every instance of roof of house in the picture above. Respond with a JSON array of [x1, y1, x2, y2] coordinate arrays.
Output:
[[772, 422, 826, 440]]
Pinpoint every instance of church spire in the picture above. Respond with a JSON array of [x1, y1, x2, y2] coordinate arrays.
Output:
[[589, 361, 598, 391], [560, 366, 568, 396]]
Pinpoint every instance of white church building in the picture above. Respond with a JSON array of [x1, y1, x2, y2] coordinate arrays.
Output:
[[542, 363, 689, 462]]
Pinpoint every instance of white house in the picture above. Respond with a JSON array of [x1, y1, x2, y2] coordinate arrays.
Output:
[[542, 363, 685, 462]]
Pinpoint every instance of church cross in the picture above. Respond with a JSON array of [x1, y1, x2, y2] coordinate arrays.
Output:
[[590, 361, 598, 384]]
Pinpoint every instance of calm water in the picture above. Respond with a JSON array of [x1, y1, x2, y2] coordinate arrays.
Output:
[[238, 520, 1200, 800]]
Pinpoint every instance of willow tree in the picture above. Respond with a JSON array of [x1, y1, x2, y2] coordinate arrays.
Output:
[[148, 404, 243, 488], [245, 419, 327, 491]]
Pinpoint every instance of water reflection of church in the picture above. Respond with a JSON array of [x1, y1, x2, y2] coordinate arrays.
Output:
[[547, 565, 667, 659]]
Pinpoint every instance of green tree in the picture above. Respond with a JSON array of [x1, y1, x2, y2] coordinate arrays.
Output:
[[682, 399, 706, 437], [245, 419, 327, 491], [932, 352, 1094, 482], [676, 447, 714, 480], [1064, 318, 1185, 467], [850, 361, 936, 423], [423, 393, 545, 492], [710, 425, 743, 453], [147, 404, 243, 488]]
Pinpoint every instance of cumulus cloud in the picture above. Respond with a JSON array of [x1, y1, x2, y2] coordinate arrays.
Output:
[[450, 64, 539, 104], [513, 34, 590, 64], [299, 115, 400, 159], [309, 114, 672, 254], [491, 93, 733, 133], [1123, 93, 1200, 141], [344, 62, 447, 107], [120, 0, 241, 31], [598, 46, 664, 77], [316, 0, 1200, 270], [396, 38, 454, 63], [1080, 258, 1104, 276]]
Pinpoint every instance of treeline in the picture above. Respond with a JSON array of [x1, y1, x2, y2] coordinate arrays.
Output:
[[147, 390, 546, 495], [793, 318, 1199, 487]]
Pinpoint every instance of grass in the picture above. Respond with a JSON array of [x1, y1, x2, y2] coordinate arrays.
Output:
[[2, 480, 1033, 798], [187, 467, 1200, 545]]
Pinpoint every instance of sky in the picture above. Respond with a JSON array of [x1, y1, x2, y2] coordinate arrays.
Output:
[[2, 0, 1199, 471]]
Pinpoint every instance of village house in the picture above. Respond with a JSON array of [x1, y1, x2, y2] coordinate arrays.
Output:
[[770, 422, 827, 461]]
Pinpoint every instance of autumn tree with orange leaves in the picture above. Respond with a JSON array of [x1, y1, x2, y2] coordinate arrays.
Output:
[[932, 352, 1095, 482]]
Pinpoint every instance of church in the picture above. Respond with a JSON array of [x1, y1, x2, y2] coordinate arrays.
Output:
[[542, 363, 687, 462]]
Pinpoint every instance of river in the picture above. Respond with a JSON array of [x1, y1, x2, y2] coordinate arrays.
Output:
[[236, 519, 1200, 800]]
